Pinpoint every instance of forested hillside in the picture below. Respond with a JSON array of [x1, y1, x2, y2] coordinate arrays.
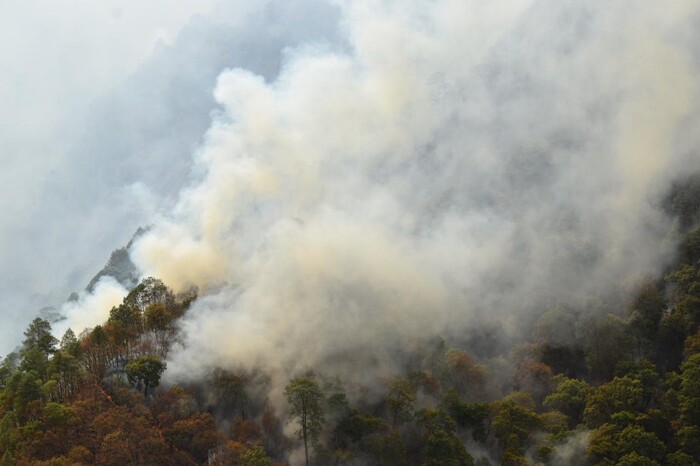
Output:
[[2, 179, 700, 466]]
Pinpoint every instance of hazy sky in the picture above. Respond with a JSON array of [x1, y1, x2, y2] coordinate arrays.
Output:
[[2, 0, 700, 377]]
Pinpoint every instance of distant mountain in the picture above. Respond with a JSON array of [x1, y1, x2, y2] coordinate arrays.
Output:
[[85, 227, 147, 293]]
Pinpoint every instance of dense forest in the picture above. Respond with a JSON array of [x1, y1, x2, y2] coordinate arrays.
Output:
[[1, 177, 700, 466]]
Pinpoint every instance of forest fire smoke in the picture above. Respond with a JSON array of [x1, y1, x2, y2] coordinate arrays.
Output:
[[115, 0, 700, 388]]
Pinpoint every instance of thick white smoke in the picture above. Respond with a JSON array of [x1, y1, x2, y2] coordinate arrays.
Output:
[[123, 0, 700, 387], [0, 0, 341, 353]]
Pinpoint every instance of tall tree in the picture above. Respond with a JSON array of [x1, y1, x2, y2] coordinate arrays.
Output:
[[22, 317, 57, 357], [125, 356, 166, 397], [284, 376, 325, 466], [385, 378, 415, 428]]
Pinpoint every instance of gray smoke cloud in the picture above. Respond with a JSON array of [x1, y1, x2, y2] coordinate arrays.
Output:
[[0, 0, 341, 353], [117, 0, 700, 395], [4, 0, 700, 404]]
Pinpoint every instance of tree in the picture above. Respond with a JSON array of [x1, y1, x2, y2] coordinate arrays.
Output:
[[124, 277, 175, 311], [0, 352, 18, 390], [444, 391, 489, 443], [107, 303, 142, 348], [59, 328, 79, 356], [417, 408, 474, 466], [492, 393, 541, 459], [588, 422, 666, 464], [584, 376, 645, 427], [240, 445, 274, 466], [543, 375, 593, 428], [284, 376, 325, 466], [577, 313, 631, 381], [678, 354, 700, 427], [165, 412, 221, 463], [125, 356, 166, 397], [385, 378, 415, 427], [0, 449, 13, 466], [22, 317, 58, 357], [444, 349, 488, 401], [209, 367, 247, 418]]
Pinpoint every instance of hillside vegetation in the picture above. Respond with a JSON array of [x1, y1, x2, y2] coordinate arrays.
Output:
[[2, 180, 700, 466]]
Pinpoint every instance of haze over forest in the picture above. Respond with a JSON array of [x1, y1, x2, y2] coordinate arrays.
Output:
[[2, 1, 700, 465]]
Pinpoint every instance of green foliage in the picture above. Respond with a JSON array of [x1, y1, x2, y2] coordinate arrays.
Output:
[[422, 428, 474, 466], [584, 376, 645, 427], [666, 450, 697, 465], [616, 452, 660, 466], [364, 428, 407, 466], [678, 354, 700, 426], [59, 329, 79, 357], [335, 412, 385, 447], [125, 356, 166, 396], [144, 303, 173, 332], [588, 423, 666, 464], [209, 367, 247, 416], [385, 378, 416, 427], [22, 318, 58, 357], [626, 283, 665, 359], [43, 402, 73, 427], [0, 353, 18, 390], [108, 303, 142, 345], [534, 307, 577, 347], [0, 412, 17, 453], [0, 449, 14, 466], [444, 390, 490, 442], [241, 445, 273, 466], [417, 408, 474, 466], [124, 277, 174, 311], [577, 313, 631, 381], [680, 228, 700, 265], [89, 325, 108, 345], [491, 394, 541, 457], [667, 174, 700, 230], [284, 376, 325, 466], [675, 426, 700, 459], [543, 375, 593, 428]]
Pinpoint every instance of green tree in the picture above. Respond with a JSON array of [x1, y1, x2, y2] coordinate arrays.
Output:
[[107, 303, 142, 347], [124, 277, 174, 311], [491, 393, 541, 458], [678, 354, 700, 426], [22, 317, 58, 357], [0, 449, 13, 466], [588, 422, 666, 464], [584, 376, 644, 427], [666, 450, 696, 466], [284, 376, 325, 466], [125, 356, 166, 396], [417, 408, 474, 466], [616, 451, 660, 466], [241, 445, 273, 466], [625, 282, 665, 359], [444, 390, 490, 443], [59, 328, 79, 356], [0, 352, 18, 390], [577, 313, 631, 381], [385, 378, 415, 427], [543, 375, 593, 428], [209, 367, 247, 418]]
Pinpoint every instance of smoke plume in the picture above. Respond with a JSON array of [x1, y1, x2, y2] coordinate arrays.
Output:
[[118, 0, 700, 389]]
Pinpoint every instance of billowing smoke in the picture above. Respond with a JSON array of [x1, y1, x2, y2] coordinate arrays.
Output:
[[115, 0, 700, 390], [0, 0, 341, 353]]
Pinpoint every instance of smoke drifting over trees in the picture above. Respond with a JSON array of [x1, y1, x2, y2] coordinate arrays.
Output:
[[3, 1, 700, 464], [123, 0, 700, 386]]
